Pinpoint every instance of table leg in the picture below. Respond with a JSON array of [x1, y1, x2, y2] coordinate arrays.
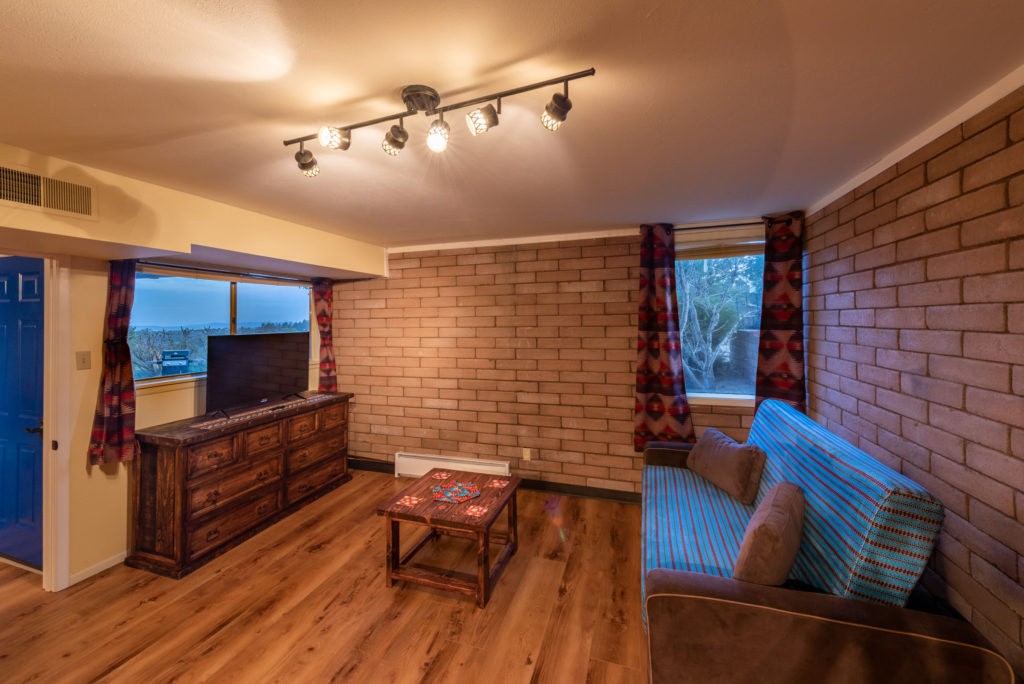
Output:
[[477, 528, 491, 608], [386, 517, 400, 588], [508, 491, 519, 555]]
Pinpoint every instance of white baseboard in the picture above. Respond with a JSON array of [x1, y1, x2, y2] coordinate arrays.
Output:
[[394, 452, 510, 478], [69, 552, 126, 587]]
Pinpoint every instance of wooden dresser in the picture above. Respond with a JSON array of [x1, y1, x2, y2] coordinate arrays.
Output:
[[127, 391, 352, 578]]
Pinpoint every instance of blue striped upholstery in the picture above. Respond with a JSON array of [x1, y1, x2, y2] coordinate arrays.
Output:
[[642, 465, 754, 606], [641, 399, 944, 618], [747, 400, 944, 606]]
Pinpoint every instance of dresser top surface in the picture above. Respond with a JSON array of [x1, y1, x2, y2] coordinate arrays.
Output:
[[136, 391, 352, 446]]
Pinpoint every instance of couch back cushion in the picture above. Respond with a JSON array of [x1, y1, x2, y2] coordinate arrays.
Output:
[[748, 400, 944, 606]]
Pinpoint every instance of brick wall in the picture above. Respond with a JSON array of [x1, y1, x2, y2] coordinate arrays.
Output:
[[804, 86, 1024, 672], [332, 236, 754, 494]]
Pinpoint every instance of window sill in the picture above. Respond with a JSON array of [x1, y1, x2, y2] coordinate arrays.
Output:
[[135, 374, 206, 395], [686, 393, 755, 408]]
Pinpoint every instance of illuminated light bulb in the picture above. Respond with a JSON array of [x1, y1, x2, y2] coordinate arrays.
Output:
[[465, 104, 499, 136], [294, 148, 319, 177], [426, 119, 450, 152], [317, 126, 350, 150], [382, 124, 409, 156], [541, 92, 572, 132]]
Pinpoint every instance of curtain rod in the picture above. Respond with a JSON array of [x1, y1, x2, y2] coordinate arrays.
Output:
[[672, 220, 763, 232], [135, 260, 311, 284]]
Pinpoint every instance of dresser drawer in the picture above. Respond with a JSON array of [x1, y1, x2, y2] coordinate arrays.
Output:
[[189, 490, 281, 558], [245, 422, 283, 457], [187, 457, 281, 519], [286, 456, 346, 505], [320, 402, 348, 431], [287, 412, 318, 443], [286, 432, 346, 474], [186, 436, 237, 479]]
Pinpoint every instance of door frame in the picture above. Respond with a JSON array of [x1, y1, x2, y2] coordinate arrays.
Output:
[[41, 255, 71, 591]]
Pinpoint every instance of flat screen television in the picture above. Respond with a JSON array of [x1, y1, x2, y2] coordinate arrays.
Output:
[[205, 332, 310, 413]]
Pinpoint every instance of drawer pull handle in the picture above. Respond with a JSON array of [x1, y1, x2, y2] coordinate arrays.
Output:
[[256, 470, 269, 481], [258, 435, 272, 446], [297, 484, 313, 494], [205, 489, 221, 503], [300, 424, 311, 433], [206, 529, 220, 542], [255, 503, 270, 515]]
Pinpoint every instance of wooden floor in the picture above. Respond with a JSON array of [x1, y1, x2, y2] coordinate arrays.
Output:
[[0, 470, 646, 683]]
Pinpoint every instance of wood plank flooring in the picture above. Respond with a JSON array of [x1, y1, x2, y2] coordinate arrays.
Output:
[[0, 470, 646, 683]]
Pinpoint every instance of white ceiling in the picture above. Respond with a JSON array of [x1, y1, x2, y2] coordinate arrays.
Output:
[[2, 0, 1024, 249]]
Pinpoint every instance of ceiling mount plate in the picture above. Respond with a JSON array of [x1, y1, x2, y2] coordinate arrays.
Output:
[[401, 85, 440, 113]]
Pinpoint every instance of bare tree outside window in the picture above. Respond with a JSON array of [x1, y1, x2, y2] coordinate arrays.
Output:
[[675, 254, 763, 394]]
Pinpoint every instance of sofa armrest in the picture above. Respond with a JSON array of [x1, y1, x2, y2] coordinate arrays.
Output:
[[643, 441, 694, 468], [645, 569, 1015, 684]]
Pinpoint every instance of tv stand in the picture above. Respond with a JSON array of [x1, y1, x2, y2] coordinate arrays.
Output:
[[127, 391, 352, 578]]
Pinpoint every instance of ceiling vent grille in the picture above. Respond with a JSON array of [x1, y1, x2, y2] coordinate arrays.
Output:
[[0, 166, 93, 217]]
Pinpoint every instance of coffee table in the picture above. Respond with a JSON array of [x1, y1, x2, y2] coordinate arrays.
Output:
[[377, 468, 521, 607]]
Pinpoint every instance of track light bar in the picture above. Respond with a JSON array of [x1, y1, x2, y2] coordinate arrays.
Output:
[[282, 68, 595, 173]]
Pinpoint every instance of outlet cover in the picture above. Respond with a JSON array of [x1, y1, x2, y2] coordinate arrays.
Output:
[[75, 350, 91, 370], [522, 447, 532, 460]]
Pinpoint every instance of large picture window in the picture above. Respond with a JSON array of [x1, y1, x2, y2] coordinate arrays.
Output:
[[129, 271, 310, 380], [674, 224, 764, 397]]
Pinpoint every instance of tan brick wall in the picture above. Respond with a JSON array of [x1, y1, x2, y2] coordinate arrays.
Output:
[[332, 236, 754, 494], [805, 86, 1024, 672]]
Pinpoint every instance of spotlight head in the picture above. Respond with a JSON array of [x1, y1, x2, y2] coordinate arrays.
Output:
[[465, 104, 499, 136], [382, 124, 409, 156], [317, 126, 350, 150], [426, 119, 451, 152], [541, 92, 572, 131], [294, 148, 319, 177]]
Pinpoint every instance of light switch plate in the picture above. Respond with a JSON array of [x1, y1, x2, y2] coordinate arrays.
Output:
[[75, 350, 91, 370]]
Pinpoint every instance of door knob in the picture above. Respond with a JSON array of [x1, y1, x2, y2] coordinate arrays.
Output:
[[24, 419, 43, 436]]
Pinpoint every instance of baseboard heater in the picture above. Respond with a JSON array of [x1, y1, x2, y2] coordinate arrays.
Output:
[[393, 452, 510, 478]]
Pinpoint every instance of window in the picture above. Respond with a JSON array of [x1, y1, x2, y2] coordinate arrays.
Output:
[[674, 224, 764, 397], [129, 271, 311, 381]]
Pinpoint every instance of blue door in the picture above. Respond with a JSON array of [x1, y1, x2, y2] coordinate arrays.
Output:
[[0, 256, 44, 569]]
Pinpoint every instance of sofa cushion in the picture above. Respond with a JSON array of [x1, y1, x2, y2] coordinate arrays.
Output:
[[733, 482, 805, 585], [642, 465, 754, 612], [688, 428, 766, 505], [748, 400, 944, 606]]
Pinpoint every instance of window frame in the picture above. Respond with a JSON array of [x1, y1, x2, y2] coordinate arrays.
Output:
[[131, 265, 315, 387], [674, 222, 765, 405]]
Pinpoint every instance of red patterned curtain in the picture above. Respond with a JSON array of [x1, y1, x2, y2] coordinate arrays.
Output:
[[755, 212, 806, 412], [311, 279, 337, 391], [635, 224, 695, 450], [87, 259, 140, 465]]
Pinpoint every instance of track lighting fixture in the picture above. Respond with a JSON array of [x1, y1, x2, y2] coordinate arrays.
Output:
[[541, 92, 572, 132], [426, 116, 450, 152], [317, 125, 350, 150], [382, 124, 409, 156], [465, 103, 499, 136], [294, 144, 319, 177], [282, 68, 594, 173]]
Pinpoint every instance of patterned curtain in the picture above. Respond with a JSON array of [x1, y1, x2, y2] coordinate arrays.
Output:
[[87, 260, 140, 465], [311, 279, 337, 391], [635, 224, 695, 450], [755, 211, 806, 412]]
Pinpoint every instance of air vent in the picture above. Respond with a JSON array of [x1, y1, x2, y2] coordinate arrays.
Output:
[[0, 166, 93, 216]]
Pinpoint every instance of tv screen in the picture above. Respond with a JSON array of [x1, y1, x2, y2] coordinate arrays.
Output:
[[205, 332, 310, 413]]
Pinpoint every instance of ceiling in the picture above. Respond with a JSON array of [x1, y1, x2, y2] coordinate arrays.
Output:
[[2, 0, 1024, 249]]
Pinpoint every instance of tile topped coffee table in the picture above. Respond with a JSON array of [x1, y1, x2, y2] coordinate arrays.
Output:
[[377, 468, 521, 607]]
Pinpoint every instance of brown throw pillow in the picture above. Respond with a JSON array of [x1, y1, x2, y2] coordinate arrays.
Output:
[[733, 482, 805, 585], [688, 428, 766, 505]]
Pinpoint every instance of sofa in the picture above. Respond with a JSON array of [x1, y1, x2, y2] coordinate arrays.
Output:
[[642, 399, 1015, 683]]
